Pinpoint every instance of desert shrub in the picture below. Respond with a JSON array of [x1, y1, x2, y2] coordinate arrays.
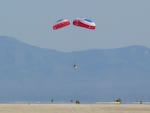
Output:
[[115, 98, 122, 104], [75, 100, 80, 104]]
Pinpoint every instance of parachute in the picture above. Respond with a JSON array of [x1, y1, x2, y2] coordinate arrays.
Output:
[[53, 18, 96, 30], [73, 18, 96, 30], [52, 18, 96, 70], [53, 19, 71, 30]]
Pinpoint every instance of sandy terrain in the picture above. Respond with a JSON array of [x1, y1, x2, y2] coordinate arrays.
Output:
[[0, 104, 150, 113]]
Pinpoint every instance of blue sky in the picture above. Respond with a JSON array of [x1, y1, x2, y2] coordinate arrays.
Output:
[[0, 0, 150, 51]]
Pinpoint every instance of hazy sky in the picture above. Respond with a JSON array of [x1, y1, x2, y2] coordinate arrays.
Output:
[[0, 0, 150, 51]]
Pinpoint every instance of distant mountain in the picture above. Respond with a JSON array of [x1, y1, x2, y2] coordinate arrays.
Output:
[[0, 36, 150, 103]]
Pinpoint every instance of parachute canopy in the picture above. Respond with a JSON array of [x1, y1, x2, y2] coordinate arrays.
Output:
[[73, 18, 96, 30], [53, 19, 71, 30]]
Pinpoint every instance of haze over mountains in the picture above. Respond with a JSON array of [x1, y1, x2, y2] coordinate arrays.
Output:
[[0, 36, 150, 103]]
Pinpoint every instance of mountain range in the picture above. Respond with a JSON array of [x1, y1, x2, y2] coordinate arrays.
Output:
[[0, 36, 150, 103]]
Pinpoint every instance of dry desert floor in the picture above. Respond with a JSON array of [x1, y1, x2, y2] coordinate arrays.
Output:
[[0, 104, 150, 113]]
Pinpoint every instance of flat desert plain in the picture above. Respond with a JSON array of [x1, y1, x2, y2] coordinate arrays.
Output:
[[0, 104, 150, 113]]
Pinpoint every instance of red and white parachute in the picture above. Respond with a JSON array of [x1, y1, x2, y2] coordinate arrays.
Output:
[[53, 19, 71, 30], [73, 18, 96, 30], [53, 18, 96, 30]]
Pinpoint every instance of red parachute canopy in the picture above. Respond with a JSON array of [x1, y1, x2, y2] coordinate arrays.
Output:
[[53, 19, 71, 30], [73, 18, 96, 30]]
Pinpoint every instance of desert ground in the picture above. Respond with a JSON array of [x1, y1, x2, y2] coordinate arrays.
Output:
[[0, 104, 150, 113]]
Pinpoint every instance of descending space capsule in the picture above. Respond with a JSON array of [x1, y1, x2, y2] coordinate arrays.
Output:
[[73, 64, 78, 69]]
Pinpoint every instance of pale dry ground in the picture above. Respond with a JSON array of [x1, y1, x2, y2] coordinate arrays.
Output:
[[0, 104, 150, 113]]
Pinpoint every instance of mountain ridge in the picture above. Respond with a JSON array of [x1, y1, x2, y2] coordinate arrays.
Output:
[[0, 36, 150, 103]]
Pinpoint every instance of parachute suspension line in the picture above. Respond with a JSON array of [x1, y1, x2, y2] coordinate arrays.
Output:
[[73, 54, 78, 70]]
